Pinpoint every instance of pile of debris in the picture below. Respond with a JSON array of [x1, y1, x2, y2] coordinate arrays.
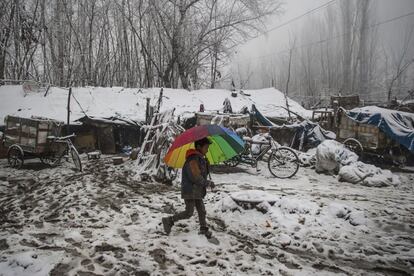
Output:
[[136, 109, 184, 183], [312, 140, 400, 187]]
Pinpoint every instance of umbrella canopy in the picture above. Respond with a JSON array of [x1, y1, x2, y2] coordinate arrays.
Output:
[[164, 125, 245, 168]]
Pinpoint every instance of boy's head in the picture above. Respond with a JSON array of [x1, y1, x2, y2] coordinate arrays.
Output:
[[194, 137, 212, 155]]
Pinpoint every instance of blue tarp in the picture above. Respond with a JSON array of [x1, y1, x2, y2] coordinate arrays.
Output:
[[346, 106, 414, 152], [251, 104, 335, 150], [251, 104, 274, 126], [291, 120, 336, 150]]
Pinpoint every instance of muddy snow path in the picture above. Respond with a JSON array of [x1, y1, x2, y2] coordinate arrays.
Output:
[[0, 157, 413, 276], [209, 164, 414, 275]]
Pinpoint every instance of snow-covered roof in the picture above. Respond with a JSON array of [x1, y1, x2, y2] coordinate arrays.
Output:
[[76, 115, 142, 127], [0, 85, 312, 125]]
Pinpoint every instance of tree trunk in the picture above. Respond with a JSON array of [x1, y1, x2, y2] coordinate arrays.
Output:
[[358, 0, 370, 95], [56, 0, 65, 86], [341, 0, 352, 94]]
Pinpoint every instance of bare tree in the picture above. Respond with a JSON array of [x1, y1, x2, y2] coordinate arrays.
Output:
[[0, 0, 16, 80], [387, 23, 414, 102], [284, 38, 296, 120], [0, 0, 280, 88]]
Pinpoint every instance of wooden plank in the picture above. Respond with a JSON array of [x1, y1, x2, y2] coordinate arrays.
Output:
[[35, 120, 40, 150], [6, 129, 36, 138], [19, 118, 22, 144]]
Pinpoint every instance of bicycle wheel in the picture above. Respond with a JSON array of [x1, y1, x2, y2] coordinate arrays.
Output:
[[224, 155, 241, 167], [70, 145, 82, 171], [268, 147, 299, 178]]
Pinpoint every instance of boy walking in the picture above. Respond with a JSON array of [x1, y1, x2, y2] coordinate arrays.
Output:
[[162, 138, 215, 238]]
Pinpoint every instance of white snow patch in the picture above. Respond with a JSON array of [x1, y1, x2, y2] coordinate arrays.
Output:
[[277, 197, 319, 215], [217, 194, 239, 212], [338, 161, 401, 187], [230, 190, 279, 203], [0, 251, 64, 276], [328, 202, 351, 219]]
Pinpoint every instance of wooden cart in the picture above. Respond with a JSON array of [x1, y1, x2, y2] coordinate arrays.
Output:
[[3, 116, 82, 171], [336, 110, 410, 166]]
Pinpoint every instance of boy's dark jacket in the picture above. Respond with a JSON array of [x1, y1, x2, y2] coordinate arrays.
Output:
[[181, 149, 209, 199]]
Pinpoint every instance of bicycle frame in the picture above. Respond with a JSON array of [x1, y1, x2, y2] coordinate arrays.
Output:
[[49, 139, 70, 158], [238, 138, 275, 167], [225, 135, 299, 178]]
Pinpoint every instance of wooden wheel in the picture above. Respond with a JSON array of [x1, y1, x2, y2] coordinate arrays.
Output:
[[7, 145, 24, 169], [343, 138, 363, 158]]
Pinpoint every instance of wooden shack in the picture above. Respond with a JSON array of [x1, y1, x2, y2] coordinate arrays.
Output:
[[75, 116, 142, 154]]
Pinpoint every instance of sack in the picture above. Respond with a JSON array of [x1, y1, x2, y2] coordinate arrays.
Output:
[[315, 140, 358, 173], [338, 161, 400, 187]]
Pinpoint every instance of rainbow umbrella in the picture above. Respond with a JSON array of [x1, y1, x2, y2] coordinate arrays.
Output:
[[164, 125, 245, 168]]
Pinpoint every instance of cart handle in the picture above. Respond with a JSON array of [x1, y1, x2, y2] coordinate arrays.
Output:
[[47, 133, 76, 141]]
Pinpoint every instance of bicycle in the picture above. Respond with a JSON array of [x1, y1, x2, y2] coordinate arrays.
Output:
[[39, 134, 82, 171], [224, 134, 299, 178]]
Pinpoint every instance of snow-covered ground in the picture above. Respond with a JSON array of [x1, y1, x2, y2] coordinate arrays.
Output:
[[0, 85, 312, 124], [0, 156, 413, 275]]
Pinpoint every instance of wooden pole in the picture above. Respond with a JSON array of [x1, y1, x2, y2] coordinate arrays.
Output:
[[67, 87, 72, 134], [145, 97, 150, 124], [284, 48, 293, 121], [156, 87, 163, 113]]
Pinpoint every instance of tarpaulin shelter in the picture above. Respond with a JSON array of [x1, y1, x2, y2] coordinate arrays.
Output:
[[251, 104, 274, 126]]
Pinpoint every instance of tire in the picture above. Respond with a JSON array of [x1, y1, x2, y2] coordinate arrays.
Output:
[[224, 155, 241, 167], [268, 147, 299, 178], [343, 138, 363, 158], [70, 145, 82, 171], [8, 145, 24, 169], [388, 146, 408, 168]]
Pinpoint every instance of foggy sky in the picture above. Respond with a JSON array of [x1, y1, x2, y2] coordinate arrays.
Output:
[[234, 0, 414, 75]]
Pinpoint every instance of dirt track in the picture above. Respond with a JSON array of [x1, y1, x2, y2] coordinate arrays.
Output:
[[0, 156, 413, 275]]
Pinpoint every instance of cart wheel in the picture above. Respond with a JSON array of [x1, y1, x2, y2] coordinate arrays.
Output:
[[343, 138, 363, 158], [268, 147, 299, 178], [70, 145, 82, 171], [40, 154, 61, 167], [8, 145, 24, 169], [389, 146, 408, 168], [224, 155, 241, 167]]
